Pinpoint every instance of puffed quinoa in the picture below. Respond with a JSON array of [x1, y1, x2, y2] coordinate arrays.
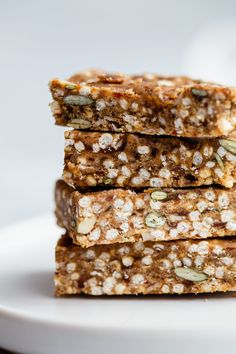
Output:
[[105, 229, 119, 240], [115, 283, 126, 294], [183, 257, 192, 267], [150, 178, 163, 187], [78, 196, 91, 208], [131, 274, 145, 285], [74, 141, 85, 152], [169, 229, 178, 238], [215, 267, 225, 279], [89, 228, 101, 241], [143, 247, 155, 255], [118, 152, 128, 162], [96, 99, 106, 111], [66, 262, 76, 273], [141, 255, 153, 266], [195, 255, 204, 267], [85, 249, 96, 260], [173, 259, 182, 267], [103, 277, 116, 294], [122, 256, 134, 267], [137, 146, 150, 155], [118, 246, 130, 255], [173, 284, 185, 294]]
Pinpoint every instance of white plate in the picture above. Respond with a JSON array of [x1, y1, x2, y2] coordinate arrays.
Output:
[[0, 215, 235, 354]]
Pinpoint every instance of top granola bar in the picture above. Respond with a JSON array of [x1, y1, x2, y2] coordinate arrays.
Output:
[[49, 70, 236, 138]]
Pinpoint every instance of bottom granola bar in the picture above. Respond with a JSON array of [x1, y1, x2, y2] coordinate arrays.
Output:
[[55, 235, 236, 296]]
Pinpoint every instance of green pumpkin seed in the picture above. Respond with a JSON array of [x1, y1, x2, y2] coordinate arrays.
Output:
[[65, 83, 77, 90], [151, 191, 167, 201], [103, 178, 113, 185], [174, 267, 208, 282], [145, 212, 166, 228], [214, 153, 224, 170], [191, 88, 208, 97], [64, 95, 93, 105], [219, 139, 236, 155]]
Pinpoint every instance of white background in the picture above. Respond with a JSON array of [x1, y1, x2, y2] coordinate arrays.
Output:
[[1, 0, 236, 226]]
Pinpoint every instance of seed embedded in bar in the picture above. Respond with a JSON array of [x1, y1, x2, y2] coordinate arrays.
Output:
[[151, 191, 168, 201], [64, 95, 94, 106]]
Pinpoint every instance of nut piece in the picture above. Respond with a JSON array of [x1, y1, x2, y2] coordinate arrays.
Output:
[[191, 88, 208, 98], [86, 175, 97, 186], [77, 216, 96, 234], [214, 153, 224, 170], [219, 139, 236, 155], [145, 212, 166, 228], [174, 267, 208, 282], [151, 190, 167, 201], [64, 95, 94, 105]]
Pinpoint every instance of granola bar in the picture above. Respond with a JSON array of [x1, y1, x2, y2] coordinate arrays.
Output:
[[55, 234, 236, 296], [55, 180, 236, 248], [64, 131, 236, 189], [49, 70, 236, 138]]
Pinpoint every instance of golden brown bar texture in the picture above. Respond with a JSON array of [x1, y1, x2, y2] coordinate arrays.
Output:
[[55, 180, 236, 248], [55, 235, 236, 296], [49, 70, 236, 138], [64, 131, 236, 189]]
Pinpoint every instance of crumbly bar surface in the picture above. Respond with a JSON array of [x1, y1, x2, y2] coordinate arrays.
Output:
[[55, 180, 236, 248], [55, 235, 236, 296], [64, 130, 236, 189], [49, 70, 236, 138]]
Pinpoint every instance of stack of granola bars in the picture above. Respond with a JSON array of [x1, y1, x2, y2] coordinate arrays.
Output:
[[49, 70, 236, 296]]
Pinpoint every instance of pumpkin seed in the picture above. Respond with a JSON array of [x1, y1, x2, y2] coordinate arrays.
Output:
[[191, 88, 208, 97], [145, 212, 166, 228], [151, 191, 167, 201], [174, 267, 208, 282], [214, 153, 224, 170], [64, 95, 93, 105], [103, 178, 112, 185], [65, 83, 77, 90], [219, 139, 236, 155]]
